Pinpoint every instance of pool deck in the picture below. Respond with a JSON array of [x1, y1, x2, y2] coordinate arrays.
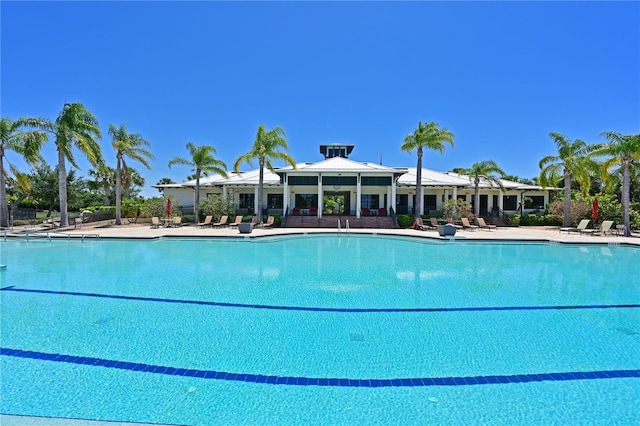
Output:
[[4, 222, 639, 246]]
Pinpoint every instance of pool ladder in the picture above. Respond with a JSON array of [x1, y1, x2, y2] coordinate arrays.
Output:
[[337, 219, 350, 234]]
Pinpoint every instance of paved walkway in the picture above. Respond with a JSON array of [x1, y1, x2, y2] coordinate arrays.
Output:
[[4, 222, 639, 245]]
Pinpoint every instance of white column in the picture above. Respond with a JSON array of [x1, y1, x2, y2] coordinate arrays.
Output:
[[391, 178, 397, 214], [317, 173, 323, 217], [222, 185, 227, 198], [356, 174, 361, 218], [452, 186, 457, 199], [283, 178, 289, 214]]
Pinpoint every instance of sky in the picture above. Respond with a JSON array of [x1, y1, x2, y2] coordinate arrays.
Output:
[[2, 1, 639, 198]]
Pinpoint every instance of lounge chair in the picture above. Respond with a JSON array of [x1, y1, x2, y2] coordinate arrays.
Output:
[[197, 215, 213, 228], [251, 216, 259, 225], [229, 215, 243, 228], [213, 215, 228, 228], [590, 220, 615, 236], [476, 217, 497, 231], [262, 216, 275, 228], [560, 219, 590, 234], [461, 217, 479, 231], [151, 217, 161, 229], [429, 218, 440, 229], [413, 217, 431, 230]]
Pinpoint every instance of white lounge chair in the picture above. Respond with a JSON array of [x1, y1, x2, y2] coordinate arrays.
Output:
[[560, 219, 590, 234]]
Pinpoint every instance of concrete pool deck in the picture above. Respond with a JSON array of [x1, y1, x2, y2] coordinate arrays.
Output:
[[4, 222, 640, 246]]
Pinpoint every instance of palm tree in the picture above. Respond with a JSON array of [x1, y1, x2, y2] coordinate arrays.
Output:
[[401, 121, 454, 219], [457, 160, 506, 219], [539, 132, 596, 227], [169, 142, 228, 220], [234, 125, 296, 223], [0, 117, 47, 227], [22, 103, 103, 227], [592, 132, 640, 237], [109, 124, 154, 225]]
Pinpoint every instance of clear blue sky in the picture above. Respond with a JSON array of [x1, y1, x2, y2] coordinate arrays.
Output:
[[2, 1, 638, 198]]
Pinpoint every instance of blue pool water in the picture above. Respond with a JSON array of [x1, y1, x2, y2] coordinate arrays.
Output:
[[1, 235, 639, 425]]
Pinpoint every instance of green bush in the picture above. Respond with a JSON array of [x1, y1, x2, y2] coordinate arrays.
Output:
[[397, 214, 413, 228], [507, 214, 520, 226]]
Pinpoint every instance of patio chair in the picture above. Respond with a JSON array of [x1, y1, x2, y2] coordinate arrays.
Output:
[[429, 218, 440, 229], [560, 219, 590, 234], [262, 216, 275, 229], [591, 220, 615, 236], [151, 217, 161, 229], [213, 215, 228, 228], [378, 207, 387, 216], [251, 216, 259, 226], [172, 216, 182, 228], [461, 217, 479, 231], [413, 217, 430, 230], [197, 215, 213, 228], [476, 217, 497, 231], [293, 207, 301, 215], [309, 207, 317, 216], [362, 207, 370, 216], [229, 215, 243, 228]]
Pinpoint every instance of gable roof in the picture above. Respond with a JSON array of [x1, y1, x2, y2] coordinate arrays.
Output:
[[280, 156, 405, 174]]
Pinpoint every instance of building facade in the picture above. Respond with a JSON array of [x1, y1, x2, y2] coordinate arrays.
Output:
[[157, 144, 549, 218]]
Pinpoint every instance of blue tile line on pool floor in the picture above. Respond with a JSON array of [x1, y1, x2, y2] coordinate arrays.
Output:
[[1, 348, 639, 387], [2, 286, 639, 313]]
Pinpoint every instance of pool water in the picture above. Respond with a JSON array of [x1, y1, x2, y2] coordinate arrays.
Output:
[[1, 235, 639, 425]]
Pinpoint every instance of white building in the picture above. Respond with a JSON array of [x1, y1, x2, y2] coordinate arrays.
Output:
[[156, 144, 549, 219]]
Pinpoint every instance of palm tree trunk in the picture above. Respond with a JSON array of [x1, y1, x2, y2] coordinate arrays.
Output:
[[474, 183, 480, 219], [194, 173, 201, 220], [415, 149, 423, 219], [563, 170, 571, 227], [258, 159, 264, 223], [57, 147, 69, 228], [0, 151, 9, 228], [115, 157, 122, 225], [622, 157, 631, 237]]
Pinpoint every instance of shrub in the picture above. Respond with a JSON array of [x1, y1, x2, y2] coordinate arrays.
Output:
[[396, 214, 412, 229], [507, 214, 520, 226], [199, 195, 235, 222], [441, 198, 474, 220], [548, 200, 591, 226], [141, 196, 179, 218]]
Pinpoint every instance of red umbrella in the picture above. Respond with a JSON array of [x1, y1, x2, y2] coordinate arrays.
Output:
[[592, 197, 598, 220], [167, 199, 172, 216]]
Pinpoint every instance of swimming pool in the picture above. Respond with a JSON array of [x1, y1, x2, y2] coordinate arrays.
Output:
[[1, 235, 639, 425]]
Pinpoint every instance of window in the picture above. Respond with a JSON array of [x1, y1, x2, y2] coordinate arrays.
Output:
[[457, 195, 467, 202], [328, 147, 346, 158], [525, 196, 545, 210], [295, 194, 317, 209], [288, 176, 318, 186], [361, 176, 392, 186], [503, 195, 518, 210], [361, 194, 379, 209], [267, 194, 283, 209], [239, 193, 254, 209]]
